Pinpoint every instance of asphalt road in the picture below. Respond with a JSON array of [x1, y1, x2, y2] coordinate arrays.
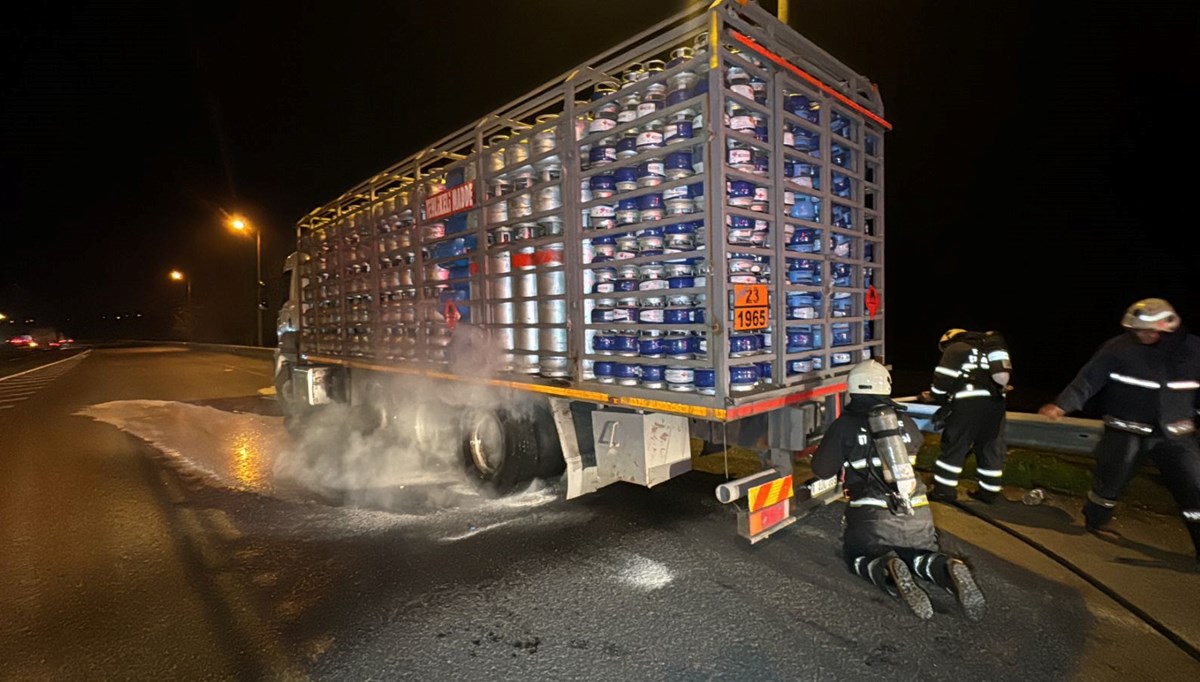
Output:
[[1, 346, 1198, 681]]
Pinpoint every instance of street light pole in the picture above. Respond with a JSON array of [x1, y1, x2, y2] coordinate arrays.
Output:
[[255, 227, 263, 347], [227, 214, 265, 347], [169, 270, 193, 342]]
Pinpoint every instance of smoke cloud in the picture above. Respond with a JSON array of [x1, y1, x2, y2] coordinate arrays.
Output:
[[274, 324, 555, 513]]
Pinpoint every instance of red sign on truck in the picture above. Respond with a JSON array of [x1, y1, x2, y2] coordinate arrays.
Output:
[[424, 182, 475, 221]]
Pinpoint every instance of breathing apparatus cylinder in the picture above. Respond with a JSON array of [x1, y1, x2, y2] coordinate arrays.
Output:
[[866, 405, 917, 515]]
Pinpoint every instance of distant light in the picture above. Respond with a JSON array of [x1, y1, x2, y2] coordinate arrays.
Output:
[[116, 315, 121, 320], [169, 270, 185, 281], [0, 313, 6, 321]]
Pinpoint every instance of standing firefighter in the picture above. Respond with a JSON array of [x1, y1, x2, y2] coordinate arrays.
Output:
[[1038, 298, 1200, 562], [812, 360, 986, 621], [925, 329, 1013, 503]]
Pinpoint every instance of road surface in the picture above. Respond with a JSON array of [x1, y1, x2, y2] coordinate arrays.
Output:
[[1, 346, 1197, 681]]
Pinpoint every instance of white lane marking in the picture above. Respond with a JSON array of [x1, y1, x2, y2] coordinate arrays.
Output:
[[0, 350, 91, 383]]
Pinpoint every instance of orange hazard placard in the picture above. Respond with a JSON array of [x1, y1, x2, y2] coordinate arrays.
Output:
[[733, 284, 767, 307], [748, 474, 794, 512], [732, 284, 768, 332]]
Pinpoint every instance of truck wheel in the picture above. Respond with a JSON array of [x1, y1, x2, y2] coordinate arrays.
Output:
[[275, 357, 306, 436], [350, 377, 396, 436], [462, 409, 538, 494]]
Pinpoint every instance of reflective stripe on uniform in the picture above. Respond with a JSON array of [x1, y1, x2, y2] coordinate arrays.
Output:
[[1166, 420, 1196, 436], [953, 389, 994, 399], [978, 480, 1002, 492], [850, 455, 919, 470], [849, 494, 928, 508], [1088, 490, 1118, 508], [1109, 373, 1160, 389], [1167, 380, 1200, 390], [1103, 416, 1154, 434], [976, 467, 1003, 478], [849, 498, 889, 508], [934, 366, 960, 378], [1183, 510, 1200, 522], [936, 460, 963, 474], [934, 474, 958, 488], [912, 553, 929, 580]]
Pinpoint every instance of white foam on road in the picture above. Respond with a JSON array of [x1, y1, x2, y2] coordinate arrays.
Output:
[[439, 519, 517, 542], [616, 554, 675, 592], [76, 400, 288, 494], [74, 400, 566, 540]]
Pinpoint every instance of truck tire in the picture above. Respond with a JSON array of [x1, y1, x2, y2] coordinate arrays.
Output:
[[275, 356, 306, 436], [349, 376, 395, 436], [461, 409, 538, 495]]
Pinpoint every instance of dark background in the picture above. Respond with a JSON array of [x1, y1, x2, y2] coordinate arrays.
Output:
[[2, 1, 1197, 409]]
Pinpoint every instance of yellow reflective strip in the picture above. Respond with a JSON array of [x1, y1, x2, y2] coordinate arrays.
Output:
[[614, 395, 725, 420], [309, 355, 736, 417]]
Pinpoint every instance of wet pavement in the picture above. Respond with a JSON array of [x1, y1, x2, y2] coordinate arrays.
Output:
[[945, 487, 1200, 658]]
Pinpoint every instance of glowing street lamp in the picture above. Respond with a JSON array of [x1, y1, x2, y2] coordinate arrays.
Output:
[[168, 269, 194, 341], [226, 214, 264, 347], [168, 269, 191, 303]]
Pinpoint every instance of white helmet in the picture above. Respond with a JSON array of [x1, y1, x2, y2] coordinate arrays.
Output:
[[939, 328, 967, 350], [1121, 298, 1180, 332], [848, 359, 892, 395]]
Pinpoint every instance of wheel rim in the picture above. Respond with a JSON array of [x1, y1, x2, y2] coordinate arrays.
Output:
[[413, 402, 441, 446], [467, 412, 505, 476]]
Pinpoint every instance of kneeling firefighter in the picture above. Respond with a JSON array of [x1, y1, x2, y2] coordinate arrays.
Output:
[[811, 360, 987, 621]]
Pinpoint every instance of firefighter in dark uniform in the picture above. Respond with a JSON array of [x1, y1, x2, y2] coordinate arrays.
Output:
[[925, 329, 1013, 503], [1039, 298, 1200, 561], [812, 360, 986, 621]]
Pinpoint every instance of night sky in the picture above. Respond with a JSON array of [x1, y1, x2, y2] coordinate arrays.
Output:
[[2, 1, 1198, 406]]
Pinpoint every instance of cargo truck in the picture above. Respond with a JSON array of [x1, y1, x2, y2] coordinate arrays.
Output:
[[274, 0, 890, 511]]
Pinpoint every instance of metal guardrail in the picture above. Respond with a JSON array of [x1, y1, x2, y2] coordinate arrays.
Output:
[[898, 398, 1104, 457], [177, 342, 275, 360]]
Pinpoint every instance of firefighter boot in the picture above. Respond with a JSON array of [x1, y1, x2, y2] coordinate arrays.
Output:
[[968, 488, 998, 504], [1083, 494, 1121, 539], [858, 554, 933, 620], [929, 483, 958, 504], [885, 557, 934, 620], [945, 559, 986, 622], [1186, 518, 1200, 565]]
